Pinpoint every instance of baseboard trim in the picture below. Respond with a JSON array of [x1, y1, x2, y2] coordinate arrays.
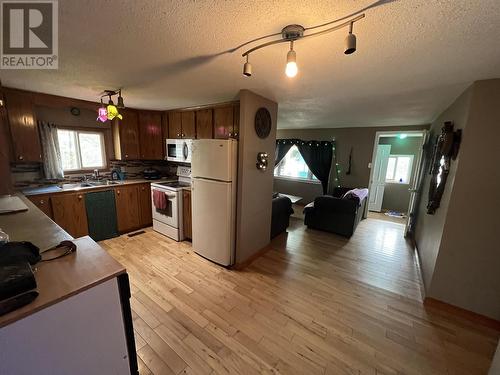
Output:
[[424, 297, 500, 331], [232, 243, 274, 270]]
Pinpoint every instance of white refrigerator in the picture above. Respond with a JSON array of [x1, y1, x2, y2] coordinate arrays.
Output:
[[191, 139, 238, 266]]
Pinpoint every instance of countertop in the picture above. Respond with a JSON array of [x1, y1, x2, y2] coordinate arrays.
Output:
[[22, 178, 174, 197], [0, 195, 126, 328]]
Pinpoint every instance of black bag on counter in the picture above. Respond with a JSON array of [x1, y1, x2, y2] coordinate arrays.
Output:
[[0, 241, 41, 266]]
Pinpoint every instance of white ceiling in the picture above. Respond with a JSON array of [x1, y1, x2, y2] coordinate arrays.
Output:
[[1, 0, 499, 129]]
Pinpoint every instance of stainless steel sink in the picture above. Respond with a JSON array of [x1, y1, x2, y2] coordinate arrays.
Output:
[[60, 183, 92, 189], [88, 180, 120, 186]]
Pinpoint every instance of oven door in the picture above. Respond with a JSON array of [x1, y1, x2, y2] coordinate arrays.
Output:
[[151, 188, 178, 228]]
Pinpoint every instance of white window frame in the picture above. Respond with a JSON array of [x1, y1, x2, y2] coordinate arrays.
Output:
[[273, 145, 321, 184], [57, 129, 107, 172], [385, 154, 414, 184]]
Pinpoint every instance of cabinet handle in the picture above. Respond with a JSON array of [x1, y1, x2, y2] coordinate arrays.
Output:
[[40, 200, 45, 204], [234, 132, 238, 137], [18, 155, 24, 160], [181, 133, 185, 137], [125, 154, 129, 158], [78, 195, 83, 200], [117, 190, 120, 195], [229, 132, 233, 137]]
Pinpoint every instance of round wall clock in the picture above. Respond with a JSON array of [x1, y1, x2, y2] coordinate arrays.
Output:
[[70, 107, 80, 116], [254, 107, 272, 139]]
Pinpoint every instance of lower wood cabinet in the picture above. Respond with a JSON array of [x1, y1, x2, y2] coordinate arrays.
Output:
[[183, 189, 192, 240], [137, 183, 152, 228], [51, 192, 89, 238], [115, 185, 141, 233], [27, 194, 53, 219]]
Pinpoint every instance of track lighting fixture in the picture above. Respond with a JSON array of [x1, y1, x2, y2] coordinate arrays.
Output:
[[117, 89, 125, 109], [344, 22, 357, 55], [240, 13, 365, 78], [285, 41, 298, 78], [96, 89, 124, 122], [243, 55, 252, 77]]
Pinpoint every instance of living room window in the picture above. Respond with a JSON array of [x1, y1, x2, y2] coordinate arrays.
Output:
[[385, 155, 413, 184], [57, 129, 107, 172], [274, 145, 319, 182]]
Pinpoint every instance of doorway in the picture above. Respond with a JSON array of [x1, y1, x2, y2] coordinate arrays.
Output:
[[367, 131, 427, 234]]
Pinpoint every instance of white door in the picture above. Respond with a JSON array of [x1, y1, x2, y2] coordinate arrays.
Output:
[[404, 131, 428, 236], [192, 178, 235, 266], [368, 144, 391, 212], [191, 139, 237, 182]]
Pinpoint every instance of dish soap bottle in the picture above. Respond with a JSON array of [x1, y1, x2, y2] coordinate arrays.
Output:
[[0, 228, 9, 245]]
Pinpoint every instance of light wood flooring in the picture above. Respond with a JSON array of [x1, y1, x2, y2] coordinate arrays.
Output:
[[101, 217, 499, 375]]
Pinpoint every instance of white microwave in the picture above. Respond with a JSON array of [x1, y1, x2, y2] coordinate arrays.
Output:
[[166, 139, 192, 163]]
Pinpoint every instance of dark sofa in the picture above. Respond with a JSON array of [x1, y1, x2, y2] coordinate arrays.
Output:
[[304, 187, 367, 238], [271, 196, 294, 239]]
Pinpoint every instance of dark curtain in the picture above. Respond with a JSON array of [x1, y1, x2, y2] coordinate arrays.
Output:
[[297, 141, 333, 194], [275, 140, 293, 166]]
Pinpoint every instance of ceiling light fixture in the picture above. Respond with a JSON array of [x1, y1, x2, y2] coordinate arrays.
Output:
[[97, 89, 124, 122], [241, 13, 365, 78]]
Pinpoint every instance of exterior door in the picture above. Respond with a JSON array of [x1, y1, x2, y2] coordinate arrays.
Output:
[[368, 144, 391, 212], [404, 131, 428, 236]]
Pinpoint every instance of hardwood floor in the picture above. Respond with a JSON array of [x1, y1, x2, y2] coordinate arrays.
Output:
[[101, 217, 499, 375]]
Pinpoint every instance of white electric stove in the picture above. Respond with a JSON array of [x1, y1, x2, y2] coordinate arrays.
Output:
[[151, 166, 191, 241]]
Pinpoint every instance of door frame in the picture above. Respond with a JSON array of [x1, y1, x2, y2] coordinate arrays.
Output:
[[366, 130, 426, 219]]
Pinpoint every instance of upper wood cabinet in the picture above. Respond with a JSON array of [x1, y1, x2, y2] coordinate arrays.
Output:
[[167, 111, 182, 139], [51, 192, 89, 238], [214, 105, 234, 139], [115, 184, 141, 233], [181, 111, 196, 138], [182, 189, 192, 240], [112, 109, 140, 160], [233, 104, 240, 139], [138, 111, 163, 160], [5, 90, 42, 162], [196, 109, 213, 139], [167, 111, 195, 139], [137, 183, 152, 228]]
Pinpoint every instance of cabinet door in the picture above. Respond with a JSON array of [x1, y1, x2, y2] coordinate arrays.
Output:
[[28, 194, 53, 219], [5, 90, 42, 162], [138, 111, 163, 160], [161, 113, 168, 157], [51, 193, 89, 238], [137, 183, 152, 227], [182, 189, 192, 239], [115, 185, 140, 233], [117, 109, 140, 160], [181, 111, 196, 139], [168, 112, 182, 139], [233, 104, 240, 139], [195, 109, 213, 139], [214, 106, 234, 139]]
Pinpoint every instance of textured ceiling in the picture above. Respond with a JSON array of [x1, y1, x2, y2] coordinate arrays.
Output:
[[1, 0, 500, 129]]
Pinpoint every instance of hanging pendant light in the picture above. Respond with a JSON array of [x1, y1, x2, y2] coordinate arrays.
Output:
[[117, 89, 125, 109], [243, 55, 252, 77], [97, 98, 107, 123], [285, 41, 298, 78], [344, 22, 357, 54]]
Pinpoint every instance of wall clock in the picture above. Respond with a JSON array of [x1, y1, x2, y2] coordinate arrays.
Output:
[[254, 107, 272, 139]]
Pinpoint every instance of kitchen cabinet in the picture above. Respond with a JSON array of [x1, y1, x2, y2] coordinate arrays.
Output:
[[115, 184, 141, 233], [195, 109, 213, 139], [112, 109, 140, 160], [233, 103, 240, 138], [214, 105, 234, 139], [51, 193, 89, 238], [138, 111, 163, 160], [137, 183, 152, 227], [167, 111, 182, 139], [167, 111, 196, 139], [5, 90, 42, 162], [27, 194, 53, 219], [182, 189, 192, 240]]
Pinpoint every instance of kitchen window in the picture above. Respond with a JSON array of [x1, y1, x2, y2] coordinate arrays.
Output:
[[274, 145, 319, 183], [57, 129, 107, 172], [385, 155, 414, 184]]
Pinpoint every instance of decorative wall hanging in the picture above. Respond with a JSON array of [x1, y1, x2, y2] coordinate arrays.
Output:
[[427, 121, 462, 214], [96, 89, 125, 123], [256, 152, 269, 170], [255, 107, 272, 139], [346, 147, 353, 175], [241, 12, 365, 78]]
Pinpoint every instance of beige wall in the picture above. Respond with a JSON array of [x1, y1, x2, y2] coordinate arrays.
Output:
[[426, 79, 500, 319], [274, 125, 428, 203], [236, 90, 278, 264], [379, 136, 423, 213], [490, 341, 500, 375], [414, 86, 472, 290]]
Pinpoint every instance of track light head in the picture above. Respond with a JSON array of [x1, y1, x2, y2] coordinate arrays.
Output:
[[285, 42, 298, 78], [117, 90, 125, 109], [344, 22, 357, 54], [243, 61, 252, 77]]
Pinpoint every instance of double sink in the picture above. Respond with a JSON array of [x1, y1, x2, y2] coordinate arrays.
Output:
[[62, 180, 122, 189]]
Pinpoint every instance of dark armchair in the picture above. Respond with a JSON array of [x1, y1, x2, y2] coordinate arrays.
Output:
[[304, 187, 367, 238], [271, 196, 294, 239]]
